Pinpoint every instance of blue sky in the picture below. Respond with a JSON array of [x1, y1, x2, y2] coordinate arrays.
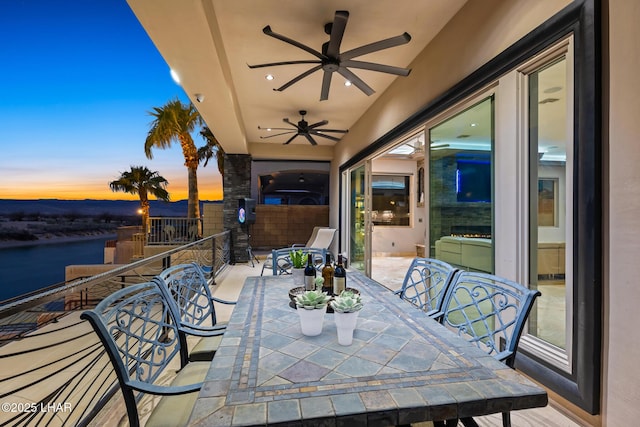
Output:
[[0, 0, 222, 201]]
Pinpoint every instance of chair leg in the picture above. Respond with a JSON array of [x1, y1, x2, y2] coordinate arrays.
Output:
[[501, 411, 511, 427], [460, 417, 479, 427]]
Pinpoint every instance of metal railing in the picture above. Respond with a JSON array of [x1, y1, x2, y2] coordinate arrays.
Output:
[[0, 231, 230, 427], [146, 217, 204, 245]]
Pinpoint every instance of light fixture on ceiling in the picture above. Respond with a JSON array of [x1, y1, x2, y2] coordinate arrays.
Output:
[[170, 69, 180, 84], [195, 93, 204, 103], [344, 80, 352, 87], [265, 74, 274, 81]]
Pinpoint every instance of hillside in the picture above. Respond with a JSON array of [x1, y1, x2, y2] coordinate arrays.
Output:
[[0, 199, 221, 218]]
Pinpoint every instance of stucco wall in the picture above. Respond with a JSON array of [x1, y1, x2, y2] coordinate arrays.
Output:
[[604, 0, 640, 424], [330, 0, 570, 226]]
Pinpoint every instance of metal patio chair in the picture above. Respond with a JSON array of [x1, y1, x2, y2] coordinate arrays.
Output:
[[156, 262, 236, 361], [436, 271, 541, 427], [394, 257, 459, 318], [81, 282, 209, 427]]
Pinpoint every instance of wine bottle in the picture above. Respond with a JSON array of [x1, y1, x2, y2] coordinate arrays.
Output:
[[333, 254, 346, 295], [321, 253, 334, 295], [304, 253, 316, 290]]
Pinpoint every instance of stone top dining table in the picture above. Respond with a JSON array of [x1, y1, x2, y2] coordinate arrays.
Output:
[[188, 271, 547, 426]]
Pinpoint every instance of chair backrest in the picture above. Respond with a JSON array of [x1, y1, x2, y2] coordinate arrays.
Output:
[[80, 281, 187, 426], [303, 226, 326, 247], [156, 263, 218, 327], [398, 257, 458, 318], [308, 228, 337, 249], [439, 271, 541, 367], [270, 247, 328, 275]]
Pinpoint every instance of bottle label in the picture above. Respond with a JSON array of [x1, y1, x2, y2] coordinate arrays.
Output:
[[304, 275, 315, 291], [334, 277, 346, 295]]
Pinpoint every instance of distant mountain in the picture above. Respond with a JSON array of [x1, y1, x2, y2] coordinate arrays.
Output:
[[0, 199, 221, 217]]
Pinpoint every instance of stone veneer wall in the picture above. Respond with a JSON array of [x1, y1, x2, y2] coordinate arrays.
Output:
[[223, 154, 252, 263], [249, 205, 330, 249], [429, 154, 491, 253]]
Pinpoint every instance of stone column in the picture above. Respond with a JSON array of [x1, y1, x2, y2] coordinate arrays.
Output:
[[223, 154, 251, 263]]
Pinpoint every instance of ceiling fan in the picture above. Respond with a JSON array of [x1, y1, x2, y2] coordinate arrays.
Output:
[[248, 10, 411, 101], [258, 110, 348, 145]]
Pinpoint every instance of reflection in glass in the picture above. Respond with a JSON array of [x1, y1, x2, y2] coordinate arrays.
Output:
[[371, 175, 410, 226], [429, 97, 494, 273], [528, 57, 569, 350]]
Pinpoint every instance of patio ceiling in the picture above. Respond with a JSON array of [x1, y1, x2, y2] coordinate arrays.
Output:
[[126, 0, 467, 156]]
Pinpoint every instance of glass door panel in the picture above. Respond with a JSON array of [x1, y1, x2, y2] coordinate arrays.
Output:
[[349, 163, 371, 274], [429, 97, 494, 273], [527, 57, 571, 350]]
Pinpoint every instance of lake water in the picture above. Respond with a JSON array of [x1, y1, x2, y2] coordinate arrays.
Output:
[[0, 237, 112, 302]]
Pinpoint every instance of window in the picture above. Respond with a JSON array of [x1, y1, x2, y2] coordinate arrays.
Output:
[[371, 175, 410, 226]]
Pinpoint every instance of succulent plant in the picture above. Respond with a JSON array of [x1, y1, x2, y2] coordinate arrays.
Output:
[[289, 250, 306, 268], [330, 290, 363, 313], [295, 289, 331, 310]]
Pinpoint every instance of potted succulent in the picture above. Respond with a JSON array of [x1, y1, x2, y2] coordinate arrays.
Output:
[[330, 290, 363, 346], [289, 249, 306, 286], [294, 289, 331, 336]]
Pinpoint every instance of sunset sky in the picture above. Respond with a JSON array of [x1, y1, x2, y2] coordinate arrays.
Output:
[[0, 1, 223, 201]]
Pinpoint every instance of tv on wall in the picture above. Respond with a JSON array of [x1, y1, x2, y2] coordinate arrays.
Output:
[[456, 154, 492, 203]]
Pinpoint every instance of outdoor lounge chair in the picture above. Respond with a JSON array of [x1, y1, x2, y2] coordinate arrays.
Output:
[[260, 228, 337, 276]]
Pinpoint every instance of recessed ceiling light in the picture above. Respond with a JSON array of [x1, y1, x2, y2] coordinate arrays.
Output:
[[265, 74, 274, 81], [344, 80, 352, 87], [266, 128, 272, 131], [170, 69, 180, 84]]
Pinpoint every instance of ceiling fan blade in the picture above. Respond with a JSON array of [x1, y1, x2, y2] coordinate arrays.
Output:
[[320, 70, 333, 101], [259, 130, 297, 139], [337, 67, 375, 96], [309, 131, 341, 142], [312, 128, 348, 133], [303, 133, 318, 145], [262, 25, 325, 60], [342, 60, 411, 76], [275, 65, 323, 92], [325, 10, 349, 58], [340, 32, 411, 60], [308, 120, 329, 129], [258, 126, 295, 131], [283, 134, 299, 145], [248, 60, 321, 69], [282, 118, 302, 130]]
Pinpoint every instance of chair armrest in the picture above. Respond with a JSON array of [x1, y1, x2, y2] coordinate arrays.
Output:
[[127, 380, 203, 396], [494, 350, 515, 366], [393, 289, 402, 296], [210, 296, 237, 305], [180, 324, 227, 337]]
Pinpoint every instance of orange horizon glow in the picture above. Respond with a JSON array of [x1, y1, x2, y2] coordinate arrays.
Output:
[[0, 182, 223, 201]]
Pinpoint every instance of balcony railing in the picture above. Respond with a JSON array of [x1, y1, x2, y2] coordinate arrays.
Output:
[[146, 217, 203, 245], [0, 231, 230, 427]]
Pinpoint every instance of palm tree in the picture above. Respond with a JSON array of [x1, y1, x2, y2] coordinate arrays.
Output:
[[109, 166, 169, 234], [145, 98, 203, 219], [199, 126, 225, 177]]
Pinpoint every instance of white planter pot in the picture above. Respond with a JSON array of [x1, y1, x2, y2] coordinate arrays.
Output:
[[334, 311, 360, 346], [297, 306, 327, 336], [291, 268, 305, 287]]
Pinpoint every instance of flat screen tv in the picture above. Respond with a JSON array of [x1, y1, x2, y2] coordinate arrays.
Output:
[[456, 156, 491, 203]]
